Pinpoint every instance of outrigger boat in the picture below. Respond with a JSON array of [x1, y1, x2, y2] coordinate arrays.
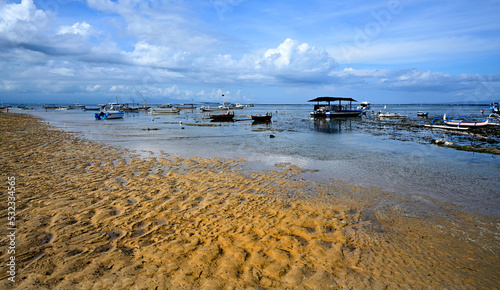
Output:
[[43, 104, 58, 110], [376, 111, 408, 118], [308, 97, 363, 118], [94, 103, 124, 120], [251, 112, 272, 122], [489, 102, 500, 114], [208, 111, 234, 121], [84, 106, 103, 111], [95, 110, 125, 120], [148, 107, 180, 115], [357, 101, 371, 115], [428, 114, 500, 129]]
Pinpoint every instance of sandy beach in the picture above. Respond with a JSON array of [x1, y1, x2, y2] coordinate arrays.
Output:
[[1, 112, 498, 289]]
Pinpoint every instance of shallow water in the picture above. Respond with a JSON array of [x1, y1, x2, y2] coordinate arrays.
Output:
[[22, 104, 500, 215]]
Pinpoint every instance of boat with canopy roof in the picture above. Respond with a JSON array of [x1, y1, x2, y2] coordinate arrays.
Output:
[[308, 97, 363, 118]]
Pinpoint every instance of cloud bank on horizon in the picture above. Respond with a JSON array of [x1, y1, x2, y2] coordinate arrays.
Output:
[[0, 0, 499, 104]]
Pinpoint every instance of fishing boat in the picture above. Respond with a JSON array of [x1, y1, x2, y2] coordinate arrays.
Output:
[[43, 104, 58, 110], [308, 97, 363, 118], [123, 103, 139, 112], [444, 120, 489, 127], [148, 107, 180, 115], [175, 103, 196, 110], [417, 102, 427, 116], [95, 110, 125, 120], [218, 102, 234, 110], [94, 110, 125, 120], [158, 104, 173, 108], [377, 111, 408, 118], [251, 112, 272, 122], [83, 106, 102, 111], [443, 116, 489, 127], [489, 102, 500, 114], [431, 114, 492, 128], [95, 103, 124, 120], [357, 101, 371, 114], [200, 105, 222, 112], [208, 111, 234, 121]]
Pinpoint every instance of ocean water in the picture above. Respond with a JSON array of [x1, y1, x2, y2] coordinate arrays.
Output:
[[21, 104, 500, 215]]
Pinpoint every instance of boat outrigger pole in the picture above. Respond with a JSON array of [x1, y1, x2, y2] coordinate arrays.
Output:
[[133, 85, 149, 108]]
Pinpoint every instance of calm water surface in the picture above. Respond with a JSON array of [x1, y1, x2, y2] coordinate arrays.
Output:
[[23, 104, 500, 215]]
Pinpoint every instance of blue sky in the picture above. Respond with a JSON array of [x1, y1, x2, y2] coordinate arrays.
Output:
[[0, 0, 499, 104]]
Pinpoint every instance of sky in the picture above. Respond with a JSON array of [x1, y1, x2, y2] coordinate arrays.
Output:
[[0, 0, 499, 105]]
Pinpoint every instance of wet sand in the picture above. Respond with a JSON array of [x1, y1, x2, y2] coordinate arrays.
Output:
[[1, 112, 498, 289]]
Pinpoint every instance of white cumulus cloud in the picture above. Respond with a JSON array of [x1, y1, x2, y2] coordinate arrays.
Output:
[[0, 0, 50, 42], [57, 22, 92, 36], [255, 38, 338, 83]]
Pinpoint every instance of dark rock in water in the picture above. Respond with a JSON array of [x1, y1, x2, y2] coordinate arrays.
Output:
[[270, 134, 275, 138]]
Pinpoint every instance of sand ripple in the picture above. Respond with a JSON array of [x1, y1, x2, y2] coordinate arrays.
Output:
[[0, 113, 498, 289]]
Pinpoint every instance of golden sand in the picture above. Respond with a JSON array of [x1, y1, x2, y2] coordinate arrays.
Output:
[[0, 112, 498, 289]]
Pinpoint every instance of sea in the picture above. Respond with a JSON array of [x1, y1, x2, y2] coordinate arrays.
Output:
[[19, 104, 500, 216]]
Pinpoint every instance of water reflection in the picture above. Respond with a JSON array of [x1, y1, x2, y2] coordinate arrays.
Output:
[[313, 118, 354, 133], [252, 119, 272, 125]]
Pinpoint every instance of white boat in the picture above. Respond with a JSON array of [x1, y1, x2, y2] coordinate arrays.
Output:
[[219, 102, 233, 110], [489, 102, 500, 114], [43, 104, 58, 110], [200, 105, 218, 112], [357, 101, 371, 114], [377, 111, 407, 118], [95, 110, 124, 120], [175, 103, 196, 110], [430, 114, 498, 128], [148, 108, 180, 115], [444, 119, 489, 127]]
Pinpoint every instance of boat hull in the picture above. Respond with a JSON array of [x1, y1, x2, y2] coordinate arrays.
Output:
[[326, 111, 362, 117], [209, 112, 234, 121], [149, 109, 180, 115], [377, 113, 407, 118], [95, 111, 125, 120], [444, 120, 489, 127], [311, 110, 362, 118], [251, 114, 272, 122]]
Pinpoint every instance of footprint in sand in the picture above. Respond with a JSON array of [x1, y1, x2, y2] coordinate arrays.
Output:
[[36, 232, 54, 246], [106, 230, 122, 241], [66, 249, 84, 257]]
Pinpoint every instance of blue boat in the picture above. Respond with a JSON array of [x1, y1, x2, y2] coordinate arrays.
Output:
[[95, 111, 124, 120]]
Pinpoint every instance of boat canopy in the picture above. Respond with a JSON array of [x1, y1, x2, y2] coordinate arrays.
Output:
[[308, 97, 357, 103]]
